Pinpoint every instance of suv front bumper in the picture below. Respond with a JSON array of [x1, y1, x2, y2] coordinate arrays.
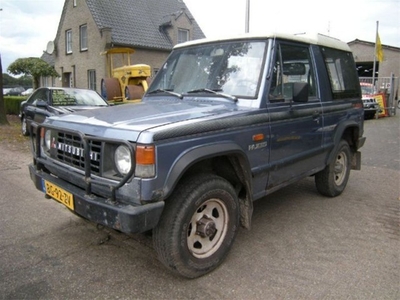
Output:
[[29, 164, 164, 233]]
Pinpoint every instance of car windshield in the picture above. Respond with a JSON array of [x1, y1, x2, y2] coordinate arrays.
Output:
[[51, 89, 107, 106], [148, 40, 267, 98]]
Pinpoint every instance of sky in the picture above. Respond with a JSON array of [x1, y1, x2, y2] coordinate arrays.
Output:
[[0, 0, 399, 75]]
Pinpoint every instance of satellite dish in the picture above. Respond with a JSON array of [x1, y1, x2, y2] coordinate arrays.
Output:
[[46, 41, 55, 54]]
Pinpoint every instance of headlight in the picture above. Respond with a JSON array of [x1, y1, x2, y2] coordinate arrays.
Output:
[[44, 129, 52, 151], [114, 145, 132, 175]]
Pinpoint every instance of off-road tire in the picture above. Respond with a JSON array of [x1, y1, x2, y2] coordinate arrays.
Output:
[[21, 117, 29, 136], [315, 140, 351, 197], [153, 173, 239, 278]]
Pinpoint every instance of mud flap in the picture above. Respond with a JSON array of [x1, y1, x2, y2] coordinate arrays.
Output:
[[352, 151, 362, 170]]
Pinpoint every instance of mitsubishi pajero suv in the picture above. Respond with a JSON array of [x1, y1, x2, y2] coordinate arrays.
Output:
[[28, 32, 365, 278]]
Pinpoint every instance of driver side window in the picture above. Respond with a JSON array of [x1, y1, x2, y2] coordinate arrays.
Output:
[[269, 43, 317, 103], [30, 89, 49, 105]]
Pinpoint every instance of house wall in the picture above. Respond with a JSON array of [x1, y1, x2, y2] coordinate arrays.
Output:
[[349, 43, 400, 78], [127, 49, 170, 76], [53, 0, 172, 94], [54, 0, 107, 91]]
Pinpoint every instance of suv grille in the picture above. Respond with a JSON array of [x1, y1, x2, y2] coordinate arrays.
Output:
[[54, 131, 101, 175]]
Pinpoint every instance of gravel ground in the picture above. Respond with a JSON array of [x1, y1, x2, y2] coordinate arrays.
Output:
[[0, 112, 399, 299], [0, 115, 30, 153]]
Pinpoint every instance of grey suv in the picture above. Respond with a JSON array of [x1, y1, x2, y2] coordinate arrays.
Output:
[[28, 32, 365, 278]]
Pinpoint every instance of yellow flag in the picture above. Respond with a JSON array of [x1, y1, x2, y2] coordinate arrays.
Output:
[[376, 33, 384, 62]]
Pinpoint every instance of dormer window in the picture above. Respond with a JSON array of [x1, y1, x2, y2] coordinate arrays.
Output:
[[178, 29, 189, 44]]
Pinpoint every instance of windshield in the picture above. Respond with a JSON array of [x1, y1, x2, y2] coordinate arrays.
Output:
[[360, 84, 376, 95], [149, 40, 267, 98], [51, 89, 108, 106]]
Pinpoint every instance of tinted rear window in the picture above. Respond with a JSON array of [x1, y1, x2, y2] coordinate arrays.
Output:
[[322, 48, 361, 99]]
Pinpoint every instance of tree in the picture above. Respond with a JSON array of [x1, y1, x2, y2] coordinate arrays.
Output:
[[2, 73, 19, 87], [2, 73, 32, 88], [7, 57, 59, 89], [0, 54, 9, 125]]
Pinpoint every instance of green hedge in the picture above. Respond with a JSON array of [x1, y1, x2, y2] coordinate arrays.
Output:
[[3, 96, 27, 115]]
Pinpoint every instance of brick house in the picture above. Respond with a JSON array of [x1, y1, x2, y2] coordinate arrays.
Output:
[[348, 39, 400, 100], [41, 0, 205, 94]]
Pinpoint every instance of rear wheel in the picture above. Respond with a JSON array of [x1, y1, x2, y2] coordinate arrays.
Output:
[[101, 78, 122, 101], [153, 173, 239, 278], [315, 140, 351, 197]]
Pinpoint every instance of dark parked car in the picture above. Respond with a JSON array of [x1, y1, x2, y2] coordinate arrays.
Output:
[[5, 86, 25, 96], [19, 87, 109, 136]]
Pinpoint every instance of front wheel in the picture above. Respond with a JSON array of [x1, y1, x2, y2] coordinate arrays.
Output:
[[21, 117, 29, 136], [153, 174, 239, 278], [315, 140, 351, 197], [125, 85, 144, 100]]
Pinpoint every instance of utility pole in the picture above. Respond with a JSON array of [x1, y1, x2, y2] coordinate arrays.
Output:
[[372, 21, 379, 88], [245, 0, 250, 33]]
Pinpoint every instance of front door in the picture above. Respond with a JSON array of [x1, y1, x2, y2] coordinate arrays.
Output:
[[62, 72, 72, 87], [266, 42, 323, 189]]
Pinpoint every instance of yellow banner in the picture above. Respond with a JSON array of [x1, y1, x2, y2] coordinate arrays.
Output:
[[373, 93, 388, 117], [376, 33, 384, 63]]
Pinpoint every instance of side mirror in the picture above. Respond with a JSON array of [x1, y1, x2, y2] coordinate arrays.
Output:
[[36, 100, 48, 108], [292, 82, 309, 103]]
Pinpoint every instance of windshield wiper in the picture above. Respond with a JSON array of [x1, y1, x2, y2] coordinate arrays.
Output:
[[186, 88, 237, 102], [147, 89, 183, 99]]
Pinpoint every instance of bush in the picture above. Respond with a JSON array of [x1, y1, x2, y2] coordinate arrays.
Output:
[[3, 96, 27, 115]]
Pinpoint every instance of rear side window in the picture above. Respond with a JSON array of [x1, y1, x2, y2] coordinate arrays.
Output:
[[322, 47, 360, 99]]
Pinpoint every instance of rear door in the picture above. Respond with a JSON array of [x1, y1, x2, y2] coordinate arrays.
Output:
[[266, 41, 324, 189]]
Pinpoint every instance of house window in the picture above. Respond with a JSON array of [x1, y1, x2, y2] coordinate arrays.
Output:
[[88, 70, 96, 90], [43, 77, 49, 87], [178, 29, 189, 44], [66, 30, 72, 54], [80, 24, 88, 51]]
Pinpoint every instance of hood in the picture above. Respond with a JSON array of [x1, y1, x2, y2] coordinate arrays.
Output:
[[49, 105, 107, 115], [46, 98, 241, 142]]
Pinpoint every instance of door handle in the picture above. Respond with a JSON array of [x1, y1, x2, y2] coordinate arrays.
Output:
[[312, 111, 320, 123]]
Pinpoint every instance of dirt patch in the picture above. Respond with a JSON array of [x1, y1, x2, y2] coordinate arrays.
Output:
[[0, 115, 31, 153]]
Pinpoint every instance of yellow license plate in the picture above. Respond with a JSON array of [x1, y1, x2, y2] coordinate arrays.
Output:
[[43, 180, 74, 210]]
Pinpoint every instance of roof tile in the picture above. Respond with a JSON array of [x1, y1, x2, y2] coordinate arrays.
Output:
[[86, 0, 205, 50]]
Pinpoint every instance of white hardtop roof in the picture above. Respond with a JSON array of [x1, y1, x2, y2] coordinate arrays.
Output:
[[175, 32, 351, 52]]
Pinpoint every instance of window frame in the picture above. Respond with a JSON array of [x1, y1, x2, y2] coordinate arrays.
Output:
[[88, 69, 96, 91], [66, 29, 72, 54], [177, 29, 189, 44], [268, 41, 318, 103], [80, 24, 88, 51]]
